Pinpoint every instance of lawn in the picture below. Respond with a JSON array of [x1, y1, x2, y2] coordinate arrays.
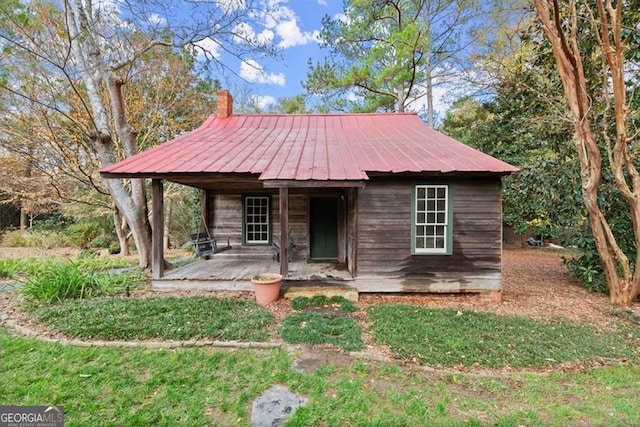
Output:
[[1, 253, 639, 425], [1, 329, 639, 426]]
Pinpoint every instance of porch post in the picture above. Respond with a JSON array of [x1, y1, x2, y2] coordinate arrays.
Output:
[[152, 179, 164, 279], [279, 187, 289, 276], [199, 189, 209, 232], [347, 187, 358, 276]]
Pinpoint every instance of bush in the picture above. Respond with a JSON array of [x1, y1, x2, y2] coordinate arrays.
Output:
[[108, 243, 121, 254], [0, 230, 69, 249], [1, 230, 29, 247], [87, 234, 115, 249], [564, 230, 613, 294], [66, 221, 103, 248]]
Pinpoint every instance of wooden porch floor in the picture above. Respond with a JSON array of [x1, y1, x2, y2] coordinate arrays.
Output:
[[154, 248, 353, 292]]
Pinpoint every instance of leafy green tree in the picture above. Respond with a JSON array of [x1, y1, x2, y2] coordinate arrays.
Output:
[[266, 95, 310, 114], [305, 0, 429, 113], [305, 0, 510, 122]]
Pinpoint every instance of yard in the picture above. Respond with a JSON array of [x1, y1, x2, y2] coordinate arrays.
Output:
[[1, 247, 639, 425]]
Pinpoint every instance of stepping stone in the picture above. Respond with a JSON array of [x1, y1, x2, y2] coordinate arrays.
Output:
[[251, 385, 307, 427]]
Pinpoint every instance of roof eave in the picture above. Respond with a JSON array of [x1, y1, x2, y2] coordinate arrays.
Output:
[[261, 179, 367, 188]]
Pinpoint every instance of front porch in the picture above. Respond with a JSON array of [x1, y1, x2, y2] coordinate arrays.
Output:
[[154, 248, 354, 292]]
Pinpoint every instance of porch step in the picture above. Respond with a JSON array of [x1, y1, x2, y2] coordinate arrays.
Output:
[[282, 284, 358, 302]]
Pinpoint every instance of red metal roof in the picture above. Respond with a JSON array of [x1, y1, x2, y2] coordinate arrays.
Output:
[[100, 113, 518, 181]]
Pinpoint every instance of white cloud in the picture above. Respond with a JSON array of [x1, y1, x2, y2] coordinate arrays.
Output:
[[216, 0, 247, 12], [190, 37, 222, 60], [254, 95, 276, 109], [261, 2, 319, 48], [275, 20, 319, 48], [233, 22, 274, 45], [147, 13, 166, 26], [240, 59, 285, 85]]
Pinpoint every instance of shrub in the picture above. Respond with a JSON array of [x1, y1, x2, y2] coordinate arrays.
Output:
[[66, 221, 103, 248], [87, 234, 114, 249], [0, 230, 29, 247], [0, 230, 69, 249], [564, 232, 609, 294], [108, 243, 120, 254]]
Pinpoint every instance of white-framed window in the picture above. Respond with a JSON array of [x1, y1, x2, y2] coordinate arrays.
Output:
[[413, 184, 452, 255], [244, 195, 270, 244]]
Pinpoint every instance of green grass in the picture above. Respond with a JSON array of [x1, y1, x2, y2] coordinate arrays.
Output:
[[28, 296, 274, 341], [1, 329, 639, 426], [21, 262, 145, 303], [279, 312, 364, 352], [368, 305, 639, 369], [281, 296, 363, 351], [290, 295, 357, 312], [0, 254, 138, 280]]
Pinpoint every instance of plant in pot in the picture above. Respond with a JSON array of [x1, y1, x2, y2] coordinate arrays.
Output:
[[251, 273, 283, 306]]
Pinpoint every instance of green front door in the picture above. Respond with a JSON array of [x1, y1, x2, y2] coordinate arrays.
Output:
[[310, 197, 338, 260]]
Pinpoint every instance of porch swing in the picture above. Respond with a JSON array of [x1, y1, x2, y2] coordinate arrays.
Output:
[[190, 214, 232, 258]]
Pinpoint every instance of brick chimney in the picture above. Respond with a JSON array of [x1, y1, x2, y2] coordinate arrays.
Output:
[[216, 89, 233, 118]]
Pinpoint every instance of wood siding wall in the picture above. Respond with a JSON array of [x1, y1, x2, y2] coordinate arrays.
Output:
[[206, 186, 344, 262], [202, 175, 504, 292], [355, 178, 502, 291]]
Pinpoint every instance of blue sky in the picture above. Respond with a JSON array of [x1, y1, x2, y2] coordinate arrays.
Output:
[[145, 0, 451, 114], [198, 0, 346, 110]]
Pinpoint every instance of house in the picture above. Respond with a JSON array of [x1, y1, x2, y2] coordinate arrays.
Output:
[[100, 90, 518, 298]]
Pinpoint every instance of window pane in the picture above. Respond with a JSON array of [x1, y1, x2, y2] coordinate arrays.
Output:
[[245, 196, 270, 243], [414, 185, 450, 253]]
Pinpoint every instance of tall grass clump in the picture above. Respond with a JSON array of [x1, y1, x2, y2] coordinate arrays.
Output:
[[0, 259, 24, 279], [21, 261, 143, 303]]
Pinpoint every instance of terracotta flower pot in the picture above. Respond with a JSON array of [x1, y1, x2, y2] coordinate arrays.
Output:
[[251, 273, 283, 306]]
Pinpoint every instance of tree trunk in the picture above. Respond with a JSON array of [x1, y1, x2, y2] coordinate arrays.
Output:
[[65, 0, 152, 268], [112, 205, 130, 256], [533, 0, 640, 306], [19, 206, 27, 230]]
